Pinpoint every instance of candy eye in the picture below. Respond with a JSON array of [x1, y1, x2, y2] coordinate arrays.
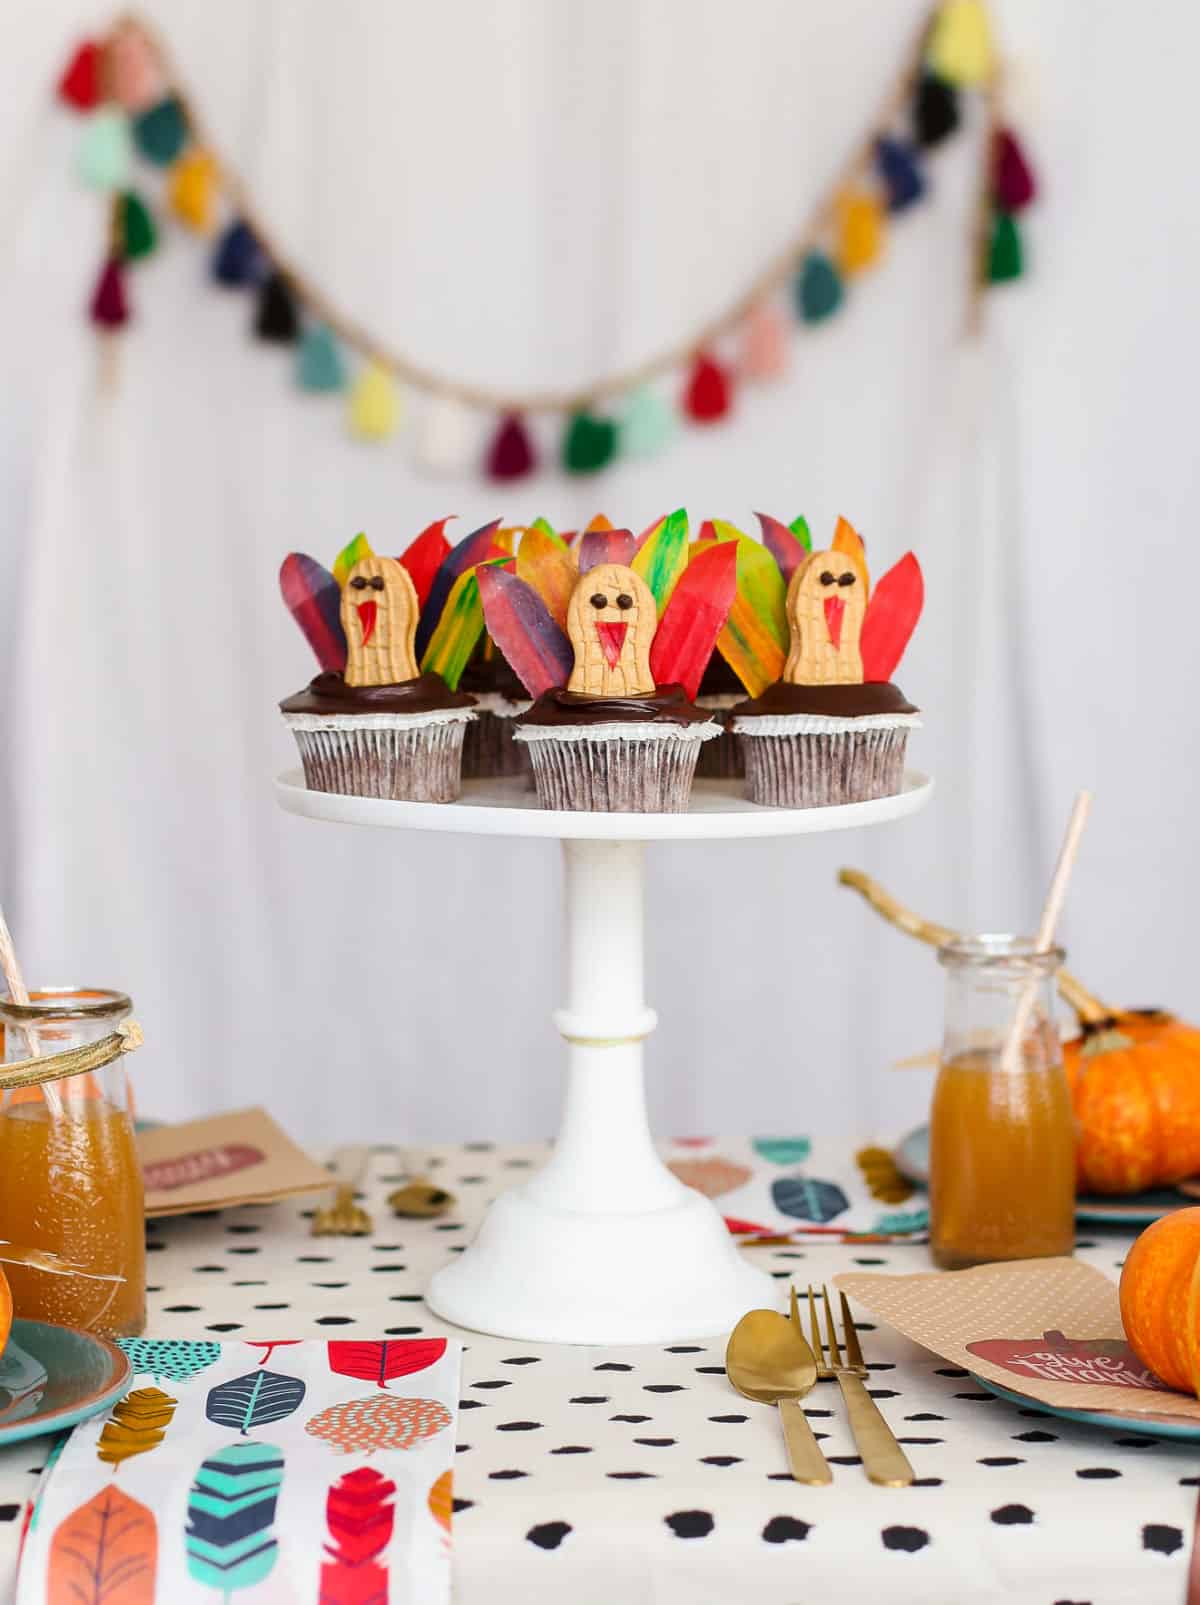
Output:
[[370, 575, 386, 591], [589, 593, 608, 609], [350, 576, 369, 590], [616, 594, 633, 610], [837, 572, 856, 587], [819, 570, 836, 586]]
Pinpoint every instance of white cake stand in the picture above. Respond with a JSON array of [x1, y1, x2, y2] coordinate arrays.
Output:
[[276, 769, 932, 1344]]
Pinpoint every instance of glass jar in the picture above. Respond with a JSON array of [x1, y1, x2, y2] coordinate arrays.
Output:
[[0, 988, 146, 1336], [929, 937, 1076, 1271]]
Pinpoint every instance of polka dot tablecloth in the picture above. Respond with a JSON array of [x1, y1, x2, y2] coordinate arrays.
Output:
[[0, 1142, 1196, 1605]]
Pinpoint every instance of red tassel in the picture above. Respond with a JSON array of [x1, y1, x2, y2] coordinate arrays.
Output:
[[486, 412, 536, 480], [683, 353, 732, 424], [992, 127, 1036, 211], [89, 258, 129, 328], [58, 41, 101, 110]]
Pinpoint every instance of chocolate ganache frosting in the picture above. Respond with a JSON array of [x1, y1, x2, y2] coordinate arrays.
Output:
[[280, 670, 475, 716], [731, 681, 918, 719], [456, 650, 529, 702], [516, 684, 715, 729]]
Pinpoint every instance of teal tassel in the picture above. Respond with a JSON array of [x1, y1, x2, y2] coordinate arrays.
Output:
[[297, 324, 346, 392], [77, 107, 132, 190], [794, 252, 843, 323], [563, 411, 618, 474], [133, 95, 187, 166], [620, 386, 676, 459]]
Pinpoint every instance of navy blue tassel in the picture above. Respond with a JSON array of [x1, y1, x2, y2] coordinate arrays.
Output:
[[876, 137, 925, 212], [213, 220, 265, 288]]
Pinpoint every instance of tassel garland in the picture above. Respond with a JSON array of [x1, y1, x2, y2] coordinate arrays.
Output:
[[59, 4, 1036, 478]]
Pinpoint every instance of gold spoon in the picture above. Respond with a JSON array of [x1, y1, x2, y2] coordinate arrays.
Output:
[[310, 1146, 373, 1237], [387, 1147, 455, 1219], [726, 1296, 831, 1484]]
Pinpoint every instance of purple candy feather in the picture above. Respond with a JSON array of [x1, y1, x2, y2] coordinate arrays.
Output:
[[416, 518, 503, 658], [478, 566, 573, 699], [578, 529, 636, 573], [280, 552, 347, 671]]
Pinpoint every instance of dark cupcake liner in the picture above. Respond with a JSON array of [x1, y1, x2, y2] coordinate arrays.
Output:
[[461, 710, 530, 781], [290, 718, 469, 803], [519, 732, 709, 812], [739, 726, 910, 808]]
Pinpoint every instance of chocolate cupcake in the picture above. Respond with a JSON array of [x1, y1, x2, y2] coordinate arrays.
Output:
[[478, 520, 737, 813], [456, 646, 531, 781], [732, 520, 924, 807], [693, 651, 746, 780], [279, 533, 477, 803]]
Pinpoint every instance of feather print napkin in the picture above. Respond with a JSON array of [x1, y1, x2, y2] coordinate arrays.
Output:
[[16, 1336, 460, 1604]]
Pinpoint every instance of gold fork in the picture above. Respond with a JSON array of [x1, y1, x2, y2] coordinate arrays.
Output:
[[311, 1146, 373, 1237], [800, 1284, 914, 1487]]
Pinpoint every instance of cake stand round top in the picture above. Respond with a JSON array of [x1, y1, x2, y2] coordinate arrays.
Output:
[[275, 769, 933, 841]]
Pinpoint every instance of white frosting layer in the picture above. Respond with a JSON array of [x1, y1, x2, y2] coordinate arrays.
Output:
[[732, 712, 922, 737], [470, 692, 532, 719], [515, 721, 720, 745], [283, 708, 475, 734]]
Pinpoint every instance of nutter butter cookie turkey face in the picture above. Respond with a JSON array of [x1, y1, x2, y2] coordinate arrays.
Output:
[[341, 555, 419, 688], [783, 547, 869, 687], [566, 563, 656, 698]]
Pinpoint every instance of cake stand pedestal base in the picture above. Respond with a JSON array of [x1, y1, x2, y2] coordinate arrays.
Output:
[[426, 838, 774, 1343]]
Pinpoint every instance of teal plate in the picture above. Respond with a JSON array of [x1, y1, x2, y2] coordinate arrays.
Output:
[[0, 1319, 131, 1445], [971, 1372, 1200, 1442], [894, 1125, 1189, 1225]]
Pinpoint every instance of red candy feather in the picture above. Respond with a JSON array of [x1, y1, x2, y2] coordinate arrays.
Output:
[[327, 1339, 448, 1389], [280, 553, 348, 672], [398, 518, 454, 608], [320, 1466, 396, 1605], [478, 565, 573, 698], [649, 541, 737, 700], [860, 552, 924, 681]]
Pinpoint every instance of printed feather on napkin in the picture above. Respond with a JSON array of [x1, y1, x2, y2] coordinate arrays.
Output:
[[206, 1368, 306, 1434], [117, 1338, 221, 1385], [48, 1485, 157, 1604], [96, 1387, 178, 1468], [319, 1465, 396, 1605], [185, 1442, 283, 1596], [306, 1395, 453, 1456], [327, 1339, 448, 1389]]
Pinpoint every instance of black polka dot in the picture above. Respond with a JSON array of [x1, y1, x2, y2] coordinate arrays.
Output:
[[371, 1264, 407, 1273], [497, 1421, 541, 1432], [459, 1400, 485, 1411], [372, 1243, 403, 1251], [594, 1362, 632, 1371], [296, 1255, 332, 1263], [569, 1396, 608, 1405], [870, 1390, 901, 1400], [609, 1471, 656, 1479], [162, 1304, 201, 1314], [550, 1446, 591, 1455], [252, 1303, 289, 1311], [701, 1456, 741, 1466], [1013, 1431, 1057, 1442], [471, 1380, 512, 1390], [897, 1436, 943, 1445], [503, 1356, 540, 1365], [1076, 1468, 1120, 1479], [763, 1515, 810, 1544], [0, 1505, 20, 1522], [979, 1457, 1024, 1467], [665, 1511, 714, 1539], [226, 1223, 260, 1234], [225, 1247, 260, 1256], [527, 1521, 571, 1550], [611, 1414, 651, 1424], [389, 1295, 423, 1304], [665, 1346, 703, 1353], [905, 1413, 945, 1422], [1143, 1525, 1183, 1556], [644, 1384, 686, 1393], [434, 1223, 464, 1231], [991, 1504, 1034, 1525], [1180, 1476, 1200, 1487], [489, 1469, 527, 1480], [867, 1362, 895, 1371], [145, 1241, 166, 1252], [695, 1366, 726, 1375], [935, 1368, 969, 1378], [384, 1327, 423, 1337], [912, 1478, 943, 1487], [1112, 1436, 1154, 1449], [463, 1140, 494, 1151], [634, 1438, 676, 1447], [881, 1526, 930, 1553], [853, 1257, 887, 1266], [206, 1322, 243, 1333], [828, 1456, 863, 1466], [312, 1282, 349, 1289], [708, 1414, 747, 1424], [315, 1316, 355, 1326], [803, 1409, 833, 1418], [193, 1265, 226, 1274]]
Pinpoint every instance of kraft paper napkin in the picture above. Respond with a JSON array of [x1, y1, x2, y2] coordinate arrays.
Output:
[[837, 1257, 1200, 1425]]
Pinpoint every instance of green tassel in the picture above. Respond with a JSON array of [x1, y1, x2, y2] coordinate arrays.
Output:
[[620, 386, 676, 459], [297, 324, 346, 392], [988, 210, 1023, 283], [133, 95, 187, 166], [563, 411, 617, 474], [795, 252, 843, 323], [119, 191, 156, 260]]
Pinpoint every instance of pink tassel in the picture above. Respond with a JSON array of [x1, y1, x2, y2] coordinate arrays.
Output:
[[89, 258, 129, 329], [739, 301, 791, 382], [109, 25, 164, 113]]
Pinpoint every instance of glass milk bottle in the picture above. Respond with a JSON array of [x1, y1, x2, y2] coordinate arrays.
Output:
[[0, 988, 146, 1336], [929, 938, 1076, 1271]]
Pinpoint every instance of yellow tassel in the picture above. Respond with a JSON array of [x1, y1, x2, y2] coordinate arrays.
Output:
[[168, 149, 218, 233], [926, 0, 994, 88], [348, 361, 400, 440], [835, 189, 885, 276]]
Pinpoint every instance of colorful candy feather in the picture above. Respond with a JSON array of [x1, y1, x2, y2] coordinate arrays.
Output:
[[397, 518, 454, 608], [577, 528, 636, 573], [860, 551, 924, 681], [416, 519, 503, 658], [716, 537, 789, 695], [420, 559, 508, 689], [831, 515, 869, 593], [648, 540, 737, 699], [516, 524, 576, 629], [528, 515, 568, 550], [279, 553, 348, 672], [755, 512, 808, 583], [789, 514, 813, 552], [631, 506, 689, 611], [332, 532, 373, 590], [633, 512, 668, 553], [478, 566, 573, 698]]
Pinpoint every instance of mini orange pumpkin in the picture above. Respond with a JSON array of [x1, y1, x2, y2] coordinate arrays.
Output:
[[1118, 1207, 1200, 1394], [1062, 995, 1200, 1195]]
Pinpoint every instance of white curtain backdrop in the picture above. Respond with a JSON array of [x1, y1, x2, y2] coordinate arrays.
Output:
[[1, 0, 1197, 1149]]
